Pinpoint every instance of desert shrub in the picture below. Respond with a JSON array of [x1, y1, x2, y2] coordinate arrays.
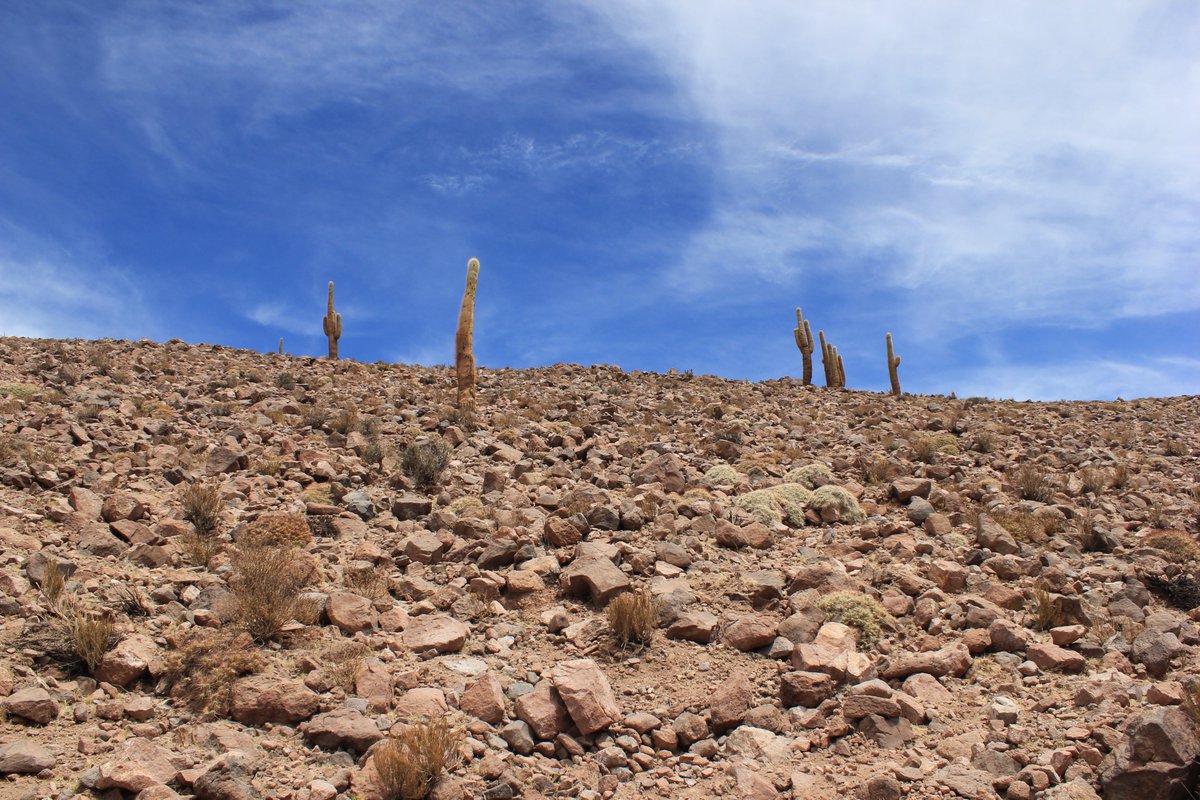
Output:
[[255, 456, 284, 476], [161, 629, 263, 718], [1144, 573, 1200, 611], [0, 434, 31, 467], [607, 589, 659, 650], [372, 718, 463, 800], [1110, 463, 1131, 490], [736, 489, 783, 526], [816, 591, 886, 647], [1030, 588, 1065, 631], [910, 436, 939, 464], [331, 407, 361, 435], [307, 515, 337, 539], [301, 483, 334, 505], [273, 372, 297, 390], [0, 382, 40, 399], [401, 439, 451, 489], [230, 544, 315, 643], [1079, 467, 1109, 496], [971, 431, 997, 454], [1013, 464, 1052, 502], [1146, 531, 1200, 564], [1165, 439, 1190, 457], [768, 483, 813, 526], [993, 508, 1054, 544], [446, 496, 483, 515], [784, 463, 833, 489], [345, 566, 390, 601], [209, 401, 234, 417], [78, 403, 103, 421], [859, 455, 895, 485], [322, 640, 369, 692], [300, 404, 329, 429], [25, 600, 118, 675], [241, 513, 312, 549], [39, 561, 65, 604], [179, 483, 223, 536], [704, 464, 738, 487], [363, 437, 387, 466], [1075, 512, 1115, 553], [807, 485, 866, 524]]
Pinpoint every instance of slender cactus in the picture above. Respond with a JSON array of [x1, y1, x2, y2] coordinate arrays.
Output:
[[278, 337, 284, 356], [835, 347, 846, 388], [886, 332, 902, 396], [456, 258, 480, 415], [793, 307, 814, 385], [819, 330, 831, 386], [322, 281, 342, 360]]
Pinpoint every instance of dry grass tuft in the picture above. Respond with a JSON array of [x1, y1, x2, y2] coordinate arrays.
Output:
[[1030, 588, 1065, 631], [345, 566, 390, 601], [400, 440, 451, 489], [230, 544, 315, 642], [330, 406, 361, 435], [39, 561, 65, 604], [1146, 531, 1200, 564], [322, 640, 369, 692], [179, 482, 223, 536], [1079, 467, 1109, 497], [607, 589, 659, 650], [372, 718, 463, 800], [161, 629, 263, 718], [1013, 464, 1053, 502], [25, 600, 118, 675]]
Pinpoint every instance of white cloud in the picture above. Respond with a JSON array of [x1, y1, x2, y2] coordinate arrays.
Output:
[[949, 357, 1200, 401], [589, 0, 1200, 336], [0, 221, 154, 340]]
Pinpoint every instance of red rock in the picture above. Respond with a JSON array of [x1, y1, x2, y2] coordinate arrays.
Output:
[[780, 671, 835, 708], [101, 493, 146, 522], [460, 672, 506, 725], [355, 658, 393, 711], [665, 610, 719, 643], [326, 591, 377, 633], [230, 675, 319, 726], [722, 614, 778, 651], [632, 453, 686, 494], [889, 478, 932, 502], [709, 673, 754, 734], [0, 740, 56, 774], [1027, 643, 1086, 673], [95, 633, 158, 687], [514, 684, 570, 740], [882, 643, 972, 679], [393, 687, 448, 722], [95, 738, 177, 791], [544, 516, 583, 547], [559, 556, 630, 606], [2, 687, 59, 725], [550, 659, 621, 735], [301, 708, 384, 752], [401, 615, 468, 653]]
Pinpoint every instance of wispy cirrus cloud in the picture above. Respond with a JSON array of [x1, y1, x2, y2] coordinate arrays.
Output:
[[590, 0, 1200, 339]]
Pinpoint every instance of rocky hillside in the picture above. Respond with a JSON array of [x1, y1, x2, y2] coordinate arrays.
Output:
[[0, 336, 1197, 800]]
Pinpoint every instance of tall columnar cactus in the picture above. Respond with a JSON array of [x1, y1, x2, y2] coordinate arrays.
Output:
[[278, 337, 284, 356], [834, 347, 846, 388], [793, 307, 814, 385], [456, 258, 480, 415], [322, 281, 342, 360], [886, 332, 901, 396], [819, 330, 831, 386]]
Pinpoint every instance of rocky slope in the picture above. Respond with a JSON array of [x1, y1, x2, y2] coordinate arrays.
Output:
[[0, 335, 1197, 800]]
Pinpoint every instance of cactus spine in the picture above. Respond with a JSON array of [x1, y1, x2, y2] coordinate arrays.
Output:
[[456, 258, 480, 416], [793, 307, 814, 385], [886, 332, 901, 396], [322, 281, 342, 360]]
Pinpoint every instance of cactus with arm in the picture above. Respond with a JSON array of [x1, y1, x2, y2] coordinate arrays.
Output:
[[793, 307, 814, 385], [322, 281, 342, 360], [886, 332, 901, 396]]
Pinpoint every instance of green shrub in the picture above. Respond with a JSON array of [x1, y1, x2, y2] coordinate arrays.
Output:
[[703, 464, 738, 487], [784, 463, 833, 489], [736, 489, 783, 526], [767, 483, 812, 526], [817, 591, 886, 647], [401, 439, 451, 489], [807, 485, 866, 524]]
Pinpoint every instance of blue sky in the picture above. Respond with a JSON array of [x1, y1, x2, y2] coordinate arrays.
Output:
[[2, 1, 1198, 400]]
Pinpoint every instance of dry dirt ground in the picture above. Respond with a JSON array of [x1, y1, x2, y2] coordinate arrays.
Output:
[[0, 336, 1197, 800]]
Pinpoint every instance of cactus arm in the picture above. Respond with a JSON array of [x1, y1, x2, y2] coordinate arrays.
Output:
[[456, 258, 480, 415]]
